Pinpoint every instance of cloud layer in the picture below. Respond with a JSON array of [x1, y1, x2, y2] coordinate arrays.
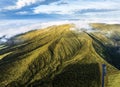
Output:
[[33, 0, 119, 15], [4, 0, 45, 10], [0, 19, 120, 38], [0, 0, 120, 22]]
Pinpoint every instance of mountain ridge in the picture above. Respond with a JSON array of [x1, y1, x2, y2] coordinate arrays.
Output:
[[0, 24, 120, 87]]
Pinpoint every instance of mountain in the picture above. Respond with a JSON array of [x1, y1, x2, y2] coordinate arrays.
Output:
[[0, 23, 120, 87]]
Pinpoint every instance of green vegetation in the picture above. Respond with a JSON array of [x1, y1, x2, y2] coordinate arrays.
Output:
[[53, 63, 101, 87], [0, 24, 120, 87], [107, 72, 120, 87]]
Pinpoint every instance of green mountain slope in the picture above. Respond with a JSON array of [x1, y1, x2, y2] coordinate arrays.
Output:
[[0, 24, 120, 87], [90, 23, 120, 69]]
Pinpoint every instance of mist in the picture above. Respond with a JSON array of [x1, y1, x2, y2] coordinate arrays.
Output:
[[0, 20, 120, 39]]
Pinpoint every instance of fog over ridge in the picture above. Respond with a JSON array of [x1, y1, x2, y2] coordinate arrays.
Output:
[[0, 20, 120, 38]]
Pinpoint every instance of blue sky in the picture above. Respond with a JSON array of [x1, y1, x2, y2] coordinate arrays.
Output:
[[0, 0, 120, 37], [0, 0, 120, 20]]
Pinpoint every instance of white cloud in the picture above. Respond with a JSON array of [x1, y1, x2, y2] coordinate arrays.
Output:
[[71, 10, 120, 22], [4, 0, 45, 10], [1, 0, 120, 23], [33, 0, 120, 15], [0, 19, 120, 38], [16, 11, 29, 15], [0, 20, 70, 37]]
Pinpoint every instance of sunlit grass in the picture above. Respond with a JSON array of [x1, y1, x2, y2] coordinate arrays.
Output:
[[0, 52, 12, 60], [108, 72, 120, 87]]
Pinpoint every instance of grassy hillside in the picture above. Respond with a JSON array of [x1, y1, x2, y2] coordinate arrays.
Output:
[[90, 23, 120, 69], [107, 71, 120, 87], [0, 24, 120, 87]]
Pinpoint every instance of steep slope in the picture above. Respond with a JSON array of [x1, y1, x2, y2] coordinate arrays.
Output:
[[89, 23, 120, 87], [0, 24, 119, 87], [90, 23, 120, 69]]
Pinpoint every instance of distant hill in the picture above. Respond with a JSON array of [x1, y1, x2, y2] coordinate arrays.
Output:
[[0, 23, 120, 87]]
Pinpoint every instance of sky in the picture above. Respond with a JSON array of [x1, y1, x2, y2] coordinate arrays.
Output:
[[0, 0, 120, 20], [0, 0, 120, 37]]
